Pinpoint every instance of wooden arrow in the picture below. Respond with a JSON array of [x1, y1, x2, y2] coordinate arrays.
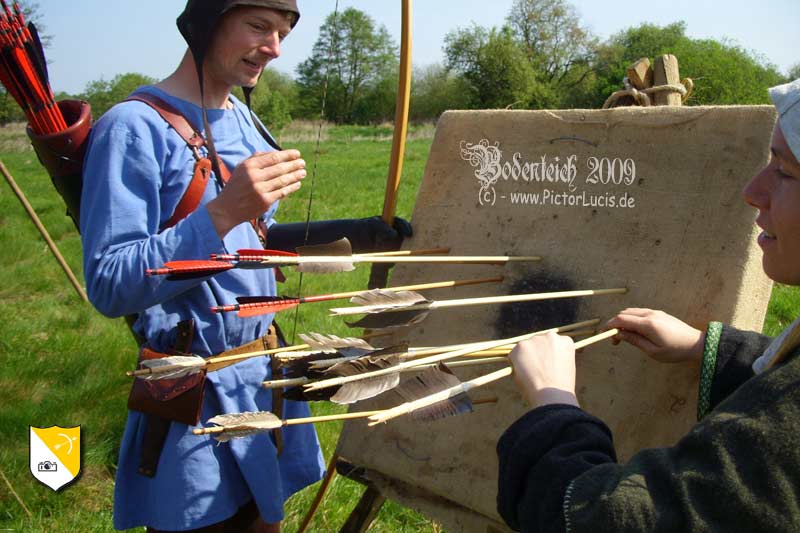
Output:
[[302, 318, 600, 394], [211, 275, 503, 317], [146, 246, 540, 279], [332, 287, 627, 329], [193, 398, 496, 441], [263, 355, 509, 391], [367, 329, 620, 425], [127, 333, 383, 378]]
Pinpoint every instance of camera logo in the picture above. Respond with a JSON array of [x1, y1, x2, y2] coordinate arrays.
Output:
[[29, 426, 81, 491], [37, 460, 58, 472]]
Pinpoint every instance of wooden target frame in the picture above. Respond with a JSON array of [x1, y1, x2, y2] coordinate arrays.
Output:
[[335, 105, 776, 531]]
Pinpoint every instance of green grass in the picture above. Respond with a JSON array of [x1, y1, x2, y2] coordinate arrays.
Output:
[[0, 122, 797, 532], [763, 283, 800, 337], [0, 129, 439, 532]]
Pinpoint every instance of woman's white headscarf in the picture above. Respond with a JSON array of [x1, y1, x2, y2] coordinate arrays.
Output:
[[770, 79, 800, 162]]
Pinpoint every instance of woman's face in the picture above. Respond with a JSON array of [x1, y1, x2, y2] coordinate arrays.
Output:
[[743, 123, 800, 285]]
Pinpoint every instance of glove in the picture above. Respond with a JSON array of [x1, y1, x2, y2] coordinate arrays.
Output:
[[267, 216, 413, 254]]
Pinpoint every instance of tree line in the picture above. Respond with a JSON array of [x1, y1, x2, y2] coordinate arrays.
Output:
[[2, 0, 798, 129]]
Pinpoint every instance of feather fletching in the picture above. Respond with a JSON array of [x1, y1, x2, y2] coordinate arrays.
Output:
[[329, 366, 400, 404], [296, 259, 355, 274], [283, 383, 339, 402], [296, 238, 353, 257], [325, 346, 406, 404], [347, 289, 430, 311], [392, 364, 473, 422], [138, 355, 205, 380], [345, 309, 430, 330], [298, 333, 375, 353], [206, 411, 282, 442], [296, 238, 355, 273], [307, 352, 370, 371], [330, 290, 431, 329]]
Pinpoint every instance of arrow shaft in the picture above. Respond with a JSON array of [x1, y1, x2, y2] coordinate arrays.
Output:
[[368, 368, 512, 426], [295, 255, 541, 265], [195, 398, 499, 436], [360, 247, 449, 257], [127, 361, 204, 378], [214, 276, 504, 317], [333, 288, 627, 316], [303, 318, 599, 392], [299, 353, 509, 376], [303, 276, 503, 302], [367, 329, 620, 425]]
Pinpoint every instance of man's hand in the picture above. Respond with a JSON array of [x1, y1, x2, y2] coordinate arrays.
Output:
[[605, 308, 705, 364], [509, 332, 579, 408], [207, 150, 306, 239]]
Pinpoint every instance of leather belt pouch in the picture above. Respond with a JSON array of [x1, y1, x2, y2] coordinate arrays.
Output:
[[127, 347, 206, 426]]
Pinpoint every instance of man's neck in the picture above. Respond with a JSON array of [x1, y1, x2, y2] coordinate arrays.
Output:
[[156, 50, 232, 109]]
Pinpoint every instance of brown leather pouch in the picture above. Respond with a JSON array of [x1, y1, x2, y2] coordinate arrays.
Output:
[[127, 320, 206, 426], [127, 349, 207, 426]]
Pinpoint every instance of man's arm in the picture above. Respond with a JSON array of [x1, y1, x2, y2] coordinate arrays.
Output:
[[81, 117, 227, 317]]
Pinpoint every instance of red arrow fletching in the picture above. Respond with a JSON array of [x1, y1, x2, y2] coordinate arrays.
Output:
[[240, 249, 298, 257], [146, 260, 234, 278], [211, 249, 299, 261], [236, 297, 302, 317], [211, 296, 303, 317]]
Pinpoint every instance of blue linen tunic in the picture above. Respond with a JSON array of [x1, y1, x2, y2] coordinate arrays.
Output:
[[81, 85, 325, 530]]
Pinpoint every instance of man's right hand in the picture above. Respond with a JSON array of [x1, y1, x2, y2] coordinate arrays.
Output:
[[207, 149, 306, 239], [605, 308, 705, 364]]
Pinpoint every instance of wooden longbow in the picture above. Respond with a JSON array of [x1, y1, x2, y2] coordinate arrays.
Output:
[[297, 1, 413, 530]]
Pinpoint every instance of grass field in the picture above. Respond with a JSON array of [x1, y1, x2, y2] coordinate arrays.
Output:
[[0, 120, 797, 532]]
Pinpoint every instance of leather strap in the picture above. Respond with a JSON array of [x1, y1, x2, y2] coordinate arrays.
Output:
[[174, 318, 195, 353], [137, 320, 196, 478], [127, 93, 204, 151], [163, 158, 211, 229], [126, 92, 265, 243], [138, 416, 172, 478]]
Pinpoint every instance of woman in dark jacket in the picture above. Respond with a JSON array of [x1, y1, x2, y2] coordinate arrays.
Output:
[[497, 78, 800, 532]]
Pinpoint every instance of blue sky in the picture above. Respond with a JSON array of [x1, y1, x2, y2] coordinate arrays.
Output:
[[38, 0, 798, 95]]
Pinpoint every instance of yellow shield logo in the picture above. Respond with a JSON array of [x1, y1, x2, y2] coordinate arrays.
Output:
[[29, 426, 81, 491]]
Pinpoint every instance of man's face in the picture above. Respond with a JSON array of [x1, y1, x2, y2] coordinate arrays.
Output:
[[743, 123, 800, 285], [204, 6, 292, 90]]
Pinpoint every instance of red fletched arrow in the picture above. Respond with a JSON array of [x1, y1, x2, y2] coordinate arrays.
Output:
[[211, 249, 298, 261], [213, 296, 304, 317], [210, 276, 505, 318], [0, 0, 67, 135], [146, 260, 235, 280]]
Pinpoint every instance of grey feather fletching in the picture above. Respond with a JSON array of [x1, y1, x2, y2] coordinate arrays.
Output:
[[393, 363, 473, 422], [345, 309, 430, 330], [332, 289, 431, 329], [325, 347, 405, 404], [297, 238, 352, 256], [206, 411, 282, 442], [298, 333, 375, 353], [296, 238, 355, 273], [308, 352, 369, 371], [296, 259, 355, 274], [347, 289, 430, 311], [330, 372, 400, 404], [138, 355, 205, 380]]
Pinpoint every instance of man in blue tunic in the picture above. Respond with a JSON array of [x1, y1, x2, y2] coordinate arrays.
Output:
[[81, 1, 409, 531]]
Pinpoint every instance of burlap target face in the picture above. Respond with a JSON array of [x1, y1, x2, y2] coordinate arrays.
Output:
[[335, 105, 776, 530]]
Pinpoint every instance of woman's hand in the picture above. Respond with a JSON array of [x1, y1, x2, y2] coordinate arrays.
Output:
[[509, 332, 579, 408], [605, 308, 705, 363]]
